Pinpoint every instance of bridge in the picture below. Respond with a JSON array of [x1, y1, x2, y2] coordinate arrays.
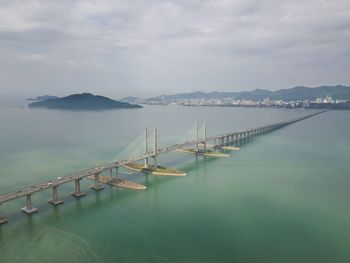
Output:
[[0, 110, 327, 224]]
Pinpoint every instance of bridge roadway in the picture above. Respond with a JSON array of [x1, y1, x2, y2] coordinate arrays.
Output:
[[0, 110, 326, 208]]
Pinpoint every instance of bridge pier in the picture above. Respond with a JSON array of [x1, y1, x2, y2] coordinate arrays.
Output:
[[21, 194, 38, 214], [109, 169, 113, 179], [48, 186, 63, 205], [90, 173, 104, 191], [115, 167, 119, 179], [71, 179, 85, 197], [0, 204, 7, 224], [0, 216, 7, 224]]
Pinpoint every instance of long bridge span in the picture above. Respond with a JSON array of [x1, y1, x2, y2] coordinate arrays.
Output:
[[0, 110, 327, 224]]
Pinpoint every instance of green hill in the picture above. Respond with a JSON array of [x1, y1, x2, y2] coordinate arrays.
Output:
[[28, 93, 142, 110]]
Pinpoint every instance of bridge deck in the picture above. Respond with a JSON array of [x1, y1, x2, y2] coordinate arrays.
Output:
[[0, 110, 326, 205]]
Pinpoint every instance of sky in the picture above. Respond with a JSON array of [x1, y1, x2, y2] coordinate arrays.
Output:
[[0, 0, 349, 98]]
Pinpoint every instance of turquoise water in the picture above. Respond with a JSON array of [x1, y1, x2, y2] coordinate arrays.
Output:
[[0, 98, 350, 262]]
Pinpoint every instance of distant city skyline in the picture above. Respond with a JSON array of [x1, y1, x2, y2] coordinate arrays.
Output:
[[1, 0, 350, 97]]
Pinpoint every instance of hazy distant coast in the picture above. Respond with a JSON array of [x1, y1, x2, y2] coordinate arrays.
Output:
[[121, 85, 350, 110]]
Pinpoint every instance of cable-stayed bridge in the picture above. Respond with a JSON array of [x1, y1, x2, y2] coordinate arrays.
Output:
[[0, 110, 327, 224]]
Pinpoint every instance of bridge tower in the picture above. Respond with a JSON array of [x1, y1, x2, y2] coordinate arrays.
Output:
[[195, 120, 199, 151], [153, 127, 158, 168], [144, 125, 149, 168], [203, 120, 207, 152]]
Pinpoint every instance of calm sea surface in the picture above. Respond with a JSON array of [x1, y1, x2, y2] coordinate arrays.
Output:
[[0, 96, 350, 263]]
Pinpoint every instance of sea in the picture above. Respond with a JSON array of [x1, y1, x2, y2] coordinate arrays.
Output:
[[0, 95, 350, 263]]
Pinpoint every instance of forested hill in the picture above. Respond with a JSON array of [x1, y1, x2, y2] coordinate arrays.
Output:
[[28, 93, 142, 110]]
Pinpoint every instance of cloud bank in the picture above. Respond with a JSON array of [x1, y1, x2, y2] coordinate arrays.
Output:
[[0, 0, 349, 97]]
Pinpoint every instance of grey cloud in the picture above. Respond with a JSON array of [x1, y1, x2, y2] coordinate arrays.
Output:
[[0, 0, 349, 97]]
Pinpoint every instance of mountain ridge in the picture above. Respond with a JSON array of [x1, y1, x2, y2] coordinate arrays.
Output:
[[140, 85, 350, 103]]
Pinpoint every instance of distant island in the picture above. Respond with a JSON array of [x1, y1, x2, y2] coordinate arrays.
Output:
[[122, 85, 350, 110], [26, 95, 59, 101], [28, 93, 142, 110]]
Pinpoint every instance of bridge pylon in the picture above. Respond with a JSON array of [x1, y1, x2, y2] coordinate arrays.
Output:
[[195, 120, 199, 151], [144, 125, 149, 168], [153, 126, 158, 168], [203, 120, 207, 152]]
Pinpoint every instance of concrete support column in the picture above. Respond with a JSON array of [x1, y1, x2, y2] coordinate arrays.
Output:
[[71, 179, 85, 197], [90, 173, 104, 191], [48, 186, 63, 205], [109, 169, 113, 179], [0, 204, 8, 224], [21, 194, 38, 214], [0, 216, 7, 224], [116, 167, 119, 179], [144, 125, 148, 168]]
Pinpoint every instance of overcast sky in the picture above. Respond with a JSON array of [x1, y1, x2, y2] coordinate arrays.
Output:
[[0, 0, 349, 98]]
